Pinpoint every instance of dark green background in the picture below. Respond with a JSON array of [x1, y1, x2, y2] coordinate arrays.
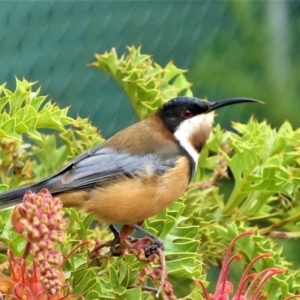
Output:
[[2, 1, 298, 139]]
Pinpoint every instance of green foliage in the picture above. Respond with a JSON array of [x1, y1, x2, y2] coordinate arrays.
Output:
[[0, 47, 300, 299], [183, 119, 300, 271], [0, 78, 103, 188], [223, 120, 300, 219], [0, 79, 72, 141], [91, 46, 193, 120]]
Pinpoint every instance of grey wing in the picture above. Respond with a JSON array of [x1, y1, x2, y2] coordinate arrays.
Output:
[[42, 147, 176, 193], [0, 145, 177, 208]]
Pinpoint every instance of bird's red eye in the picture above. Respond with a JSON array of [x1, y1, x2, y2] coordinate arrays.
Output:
[[182, 108, 193, 119]]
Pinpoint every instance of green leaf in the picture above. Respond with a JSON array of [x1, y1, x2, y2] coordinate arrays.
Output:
[[120, 287, 143, 300], [72, 268, 99, 295], [0, 184, 8, 192], [85, 290, 102, 299]]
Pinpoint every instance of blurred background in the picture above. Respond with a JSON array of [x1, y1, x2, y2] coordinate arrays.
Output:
[[0, 0, 299, 291], [0, 1, 299, 139]]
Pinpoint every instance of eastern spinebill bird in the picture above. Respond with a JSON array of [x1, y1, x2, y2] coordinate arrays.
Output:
[[0, 96, 260, 253]]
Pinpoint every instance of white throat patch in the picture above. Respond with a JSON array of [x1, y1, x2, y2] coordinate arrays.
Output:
[[174, 112, 214, 168]]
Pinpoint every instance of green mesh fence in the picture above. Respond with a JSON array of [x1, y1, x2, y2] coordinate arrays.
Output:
[[0, 1, 299, 133], [0, 1, 216, 137]]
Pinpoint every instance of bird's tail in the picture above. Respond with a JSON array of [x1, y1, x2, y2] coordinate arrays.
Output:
[[0, 183, 43, 210]]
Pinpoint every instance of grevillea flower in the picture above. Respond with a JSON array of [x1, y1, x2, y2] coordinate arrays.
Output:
[[0, 249, 74, 300], [195, 231, 300, 300], [0, 188, 83, 300]]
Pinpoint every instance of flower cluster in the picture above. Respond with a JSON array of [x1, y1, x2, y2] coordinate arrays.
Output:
[[12, 189, 66, 295], [0, 188, 83, 299], [195, 231, 300, 300]]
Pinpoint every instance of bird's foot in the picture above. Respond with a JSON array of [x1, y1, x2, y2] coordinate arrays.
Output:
[[108, 223, 165, 257], [109, 224, 137, 256], [89, 224, 135, 259], [90, 224, 164, 259], [132, 224, 164, 257]]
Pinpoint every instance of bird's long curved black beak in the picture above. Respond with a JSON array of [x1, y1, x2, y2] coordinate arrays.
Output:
[[206, 98, 263, 113]]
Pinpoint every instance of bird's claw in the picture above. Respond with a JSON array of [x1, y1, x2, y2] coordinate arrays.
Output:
[[144, 236, 164, 257], [110, 235, 137, 256]]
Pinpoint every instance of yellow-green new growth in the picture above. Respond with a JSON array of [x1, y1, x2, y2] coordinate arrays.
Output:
[[91, 46, 193, 120]]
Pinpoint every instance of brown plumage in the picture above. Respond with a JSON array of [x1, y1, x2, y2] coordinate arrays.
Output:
[[57, 115, 190, 224], [81, 157, 190, 224], [104, 114, 177, 155]]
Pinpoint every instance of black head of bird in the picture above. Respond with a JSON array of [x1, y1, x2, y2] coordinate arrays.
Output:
[[157, 96, 261, 161]]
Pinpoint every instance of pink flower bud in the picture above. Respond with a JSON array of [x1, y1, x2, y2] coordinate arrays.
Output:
[[11, 206, 27, 233]]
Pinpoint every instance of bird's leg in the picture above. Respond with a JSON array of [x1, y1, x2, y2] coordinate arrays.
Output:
[[133, 224, 164, 256], [109, 224, 137, 256], [91, 224, 164, 257], [89, 224, 118, 257], [110, 223, 165, 257], [108, 224, 121, 253]]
